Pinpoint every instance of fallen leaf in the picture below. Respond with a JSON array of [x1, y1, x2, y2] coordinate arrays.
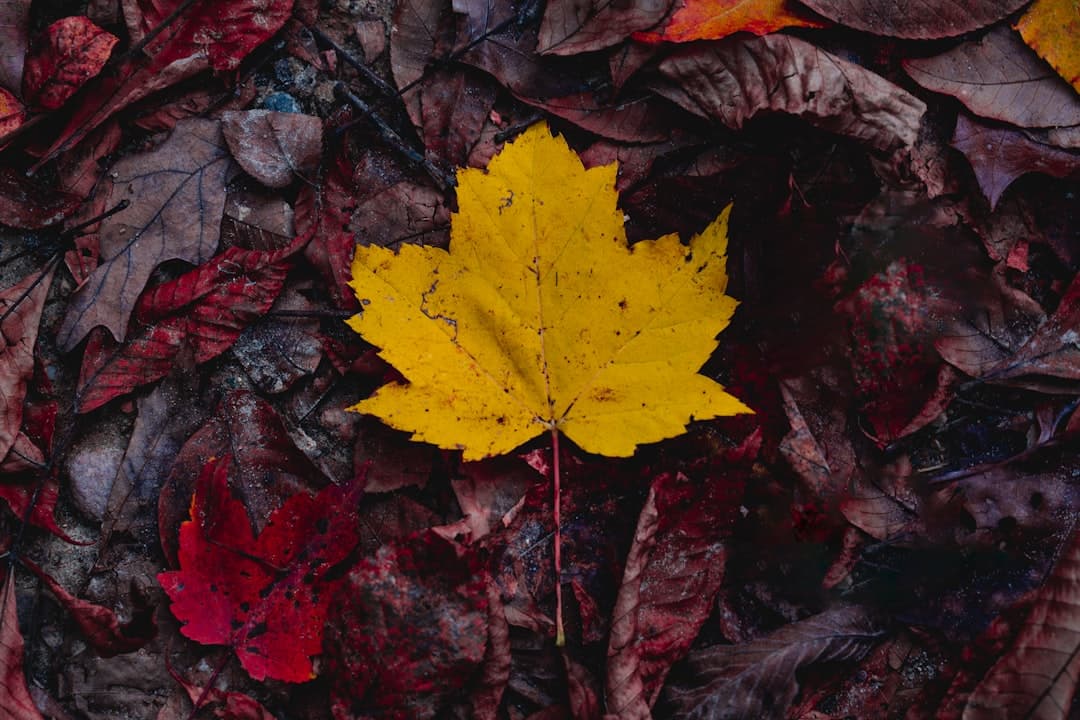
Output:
[[21, 16, 118, 110], [221, 110, 323, 188], [58, 118, 234, 350], [0, 169, 81, 229], [169, 668, 276, 720], [951, 114, 1080, 210], [0, 569, 45, 720], [1, 266, 55, 461], [798, 0, 1027, 38], [904, 27, 1080, 130], [0, 0, 29, 92], [1016, 0, 1080, 93], [644, 0, 826, 43], [295, 153, 360, 310], [961, 522, 1080, 719], [0, 87, 24, 137], [662, 605, 886, 719], [324, 531, 489, 719], [76, 230, 307, 413], [605, 433, 754, 717], [158, 455, 362, 682], [657, 34, 926, 154], [537, 0, 671, 55], [415, 69, 497, 167], [390, 0, 447, 125], [347, 123, 749, 460]]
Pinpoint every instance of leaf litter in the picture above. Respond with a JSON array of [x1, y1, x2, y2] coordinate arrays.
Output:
[[0, 0, 1079, 718]]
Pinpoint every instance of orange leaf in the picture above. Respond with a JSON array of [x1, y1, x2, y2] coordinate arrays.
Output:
[[1015, 0, 1080, 93], [642, 0, 826, 43], [0, 87, 24, 138]]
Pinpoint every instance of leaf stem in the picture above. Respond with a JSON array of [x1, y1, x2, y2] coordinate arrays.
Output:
[[552, 426, 565, 647]]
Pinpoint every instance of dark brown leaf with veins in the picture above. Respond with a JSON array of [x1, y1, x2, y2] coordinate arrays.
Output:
[[798, 0, 1028, 38]]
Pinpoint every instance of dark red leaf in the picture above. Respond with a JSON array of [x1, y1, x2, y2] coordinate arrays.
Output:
[[221, 110, 323, 189], [158, 455, 362, 682], [76, 230, 308, 413], [0, 569, 45, 720], [296, 153, 360, 310], [21, 16, 118, 110], [951, 114, 1080, 210], [1, 266, 54, 461], [324, 531, 489, 719], [904, 27, 1080, 130], [0, 170, 81, 229], [798, 0, 1027, 38]]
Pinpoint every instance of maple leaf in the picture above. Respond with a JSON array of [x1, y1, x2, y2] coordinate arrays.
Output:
[[347, 122, 750, 461]]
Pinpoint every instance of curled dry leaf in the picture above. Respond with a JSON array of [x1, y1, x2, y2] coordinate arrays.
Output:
[[904, 27, 1080, 130], [347, 123, 749, 460], [537, 0, 671, 55], [221, 110, 323, 188], [76, 230, 308, 413], [0, 570, 45, 720], [798, 0, 1028, 38], [0, 87, 24, 137], [662, 605, 886, 720], [658, 34, 926, 155], [1016, 0, 1080, 93], [961, 523, 1080, 719], [21, 16, 118, 110], [643, 0, 826, 44], [58, 118, 234, 350], [951, 115, 1080, 210], [0, 0, 29, 92], [0, 267, 55, 461]]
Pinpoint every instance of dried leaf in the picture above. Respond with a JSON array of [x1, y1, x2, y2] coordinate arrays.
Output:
[[0, 87, 24, 137], [904, 27, 1080, 130], [346, 123, 749, 460], [221, 110, 323, 188], [0, 169, 81, 229], [962, 523, 1080, 719], [21, 16, 118, 110], [58, 118, 234, 349], [0, 0, 29, 92], [158, 455, 362, 682], [0, 570, 45, 720], [798, 0, 1027, 38], [76, 231, 307, 413], [1, 267, 54, 461], [663, 605, 886, 720], [296, 153, 359, 310], [1016, 0, 1080, 93], [645, 0, 826, 43], [537, 0, 671, 55], [658, 34, 926, 154], [952, 114, 1080, 210]]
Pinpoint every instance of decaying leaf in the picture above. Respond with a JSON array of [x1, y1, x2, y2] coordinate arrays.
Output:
[[1016, 0, 1080, 93], [1, 267, 55, 462], [798, 0, 1027, 38], [0, 569, 45, 720], [221, 110, 323, 188], [645, 0, 825, 43], [347, 123, 749, 460], [662, 605, 886, 719], [0, 169, 81, 229], [58, 118, 235, 350], [537, 0, 671, 55], [657, 34, 925, 154], [904, 27, 1080, 130], [21, 16, 118, 110], [0, 0, 29, 92], [0, 87, 24, 137], [158, 455, 362, 682]]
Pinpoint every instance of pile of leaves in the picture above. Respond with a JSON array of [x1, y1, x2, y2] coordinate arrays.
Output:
[[1, 0, 1079, 718]]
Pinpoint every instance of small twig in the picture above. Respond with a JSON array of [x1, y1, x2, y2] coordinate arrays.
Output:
[[61, 199, 130, 239], [309, 27, 400, 101]]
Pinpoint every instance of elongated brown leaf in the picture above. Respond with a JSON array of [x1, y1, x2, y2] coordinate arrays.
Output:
[[58, 118, 234, 350], [0, 570, 45, 720], [538, 0, 671, 55], [952, 115, 1080, 210], [663, 605, 886, 720], [658, 34, 925, 154], [905, 27, 1080, 130], [962, 523, 1080, 719], [0, 0, 30, 92], [799, 0, 1027, 38], [1, 266, 55, 461]]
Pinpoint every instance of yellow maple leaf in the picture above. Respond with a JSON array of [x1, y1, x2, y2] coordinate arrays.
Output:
[[1015, 0, 1080, 93], [347, 123, 750, 461]]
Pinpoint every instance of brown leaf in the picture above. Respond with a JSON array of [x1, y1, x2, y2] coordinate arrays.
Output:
[[951, 114, 1080, 210], [390, 0, 448, 126], [0, 0, 29, 92], [662, 605, 886, 720], [0, 86, 25, 138], [658, 34, 926, 154], [57, 118, 234, 349], [962, 523, 1080, 719], [221, 110, 323, 188], [0, 169, 81, 229], [21, 16, 118, 110], [798, 0, 1027, 38], [537, 0, 671, 55], [904, 27, 1080, 130], [416, 69, 497, 167], [0, 570, 45, 720], [0, 266, 55, 461]]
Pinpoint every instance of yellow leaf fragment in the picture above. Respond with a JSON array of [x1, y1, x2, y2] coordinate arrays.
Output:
[[1015, 0, 1080, 93], [347, 123, 750, 460]]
